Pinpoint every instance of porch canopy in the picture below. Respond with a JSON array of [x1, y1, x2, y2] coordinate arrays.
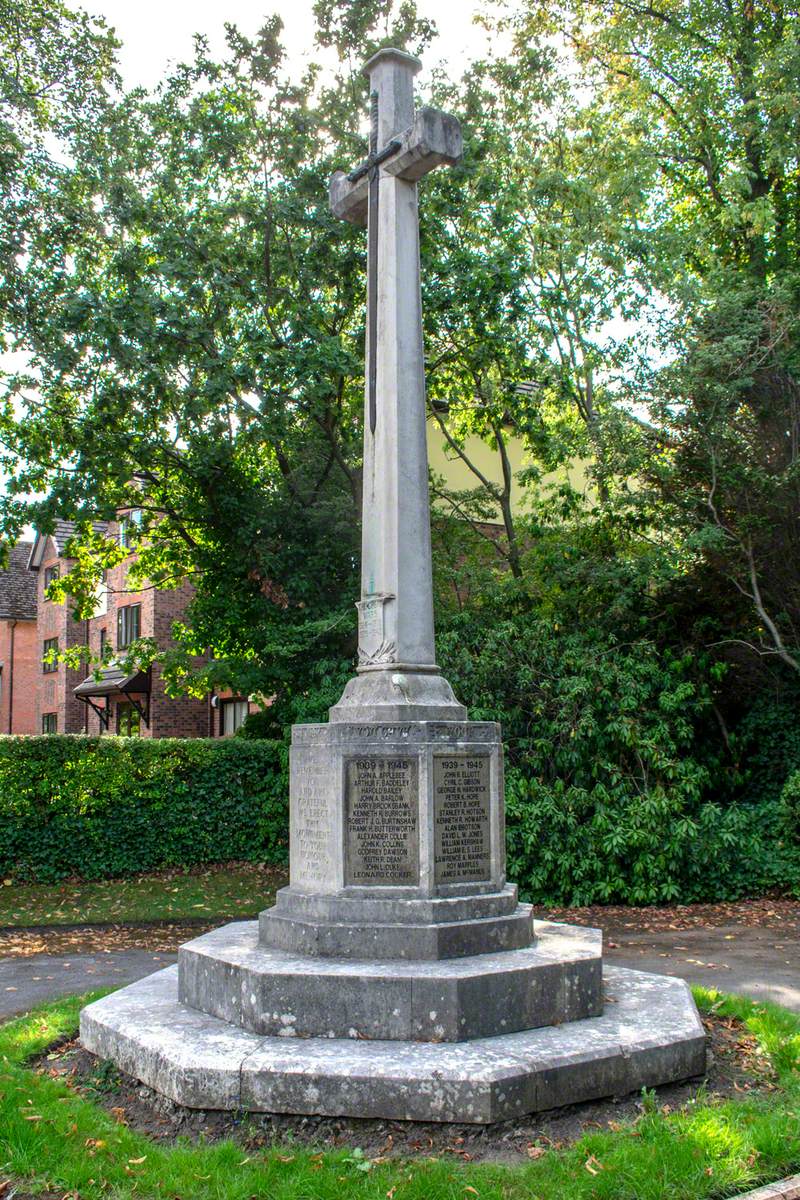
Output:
[[74, 664, 150, 729]]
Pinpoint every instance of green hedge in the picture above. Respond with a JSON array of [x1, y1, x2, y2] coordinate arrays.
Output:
[[438, 614, 800, 905], [0, 736, 289, 883]]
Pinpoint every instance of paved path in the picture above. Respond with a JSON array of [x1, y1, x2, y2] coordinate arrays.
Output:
[[0, 949, 177, 1019], [605, 923, 800, 1011], [1, 918, 799, 1019]]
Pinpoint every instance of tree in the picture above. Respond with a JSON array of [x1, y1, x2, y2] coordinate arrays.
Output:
[[0, 0, 118, 337], [0, 2, 439, 701], [418, 22, 655, 587], [514, 0, 800, 677]]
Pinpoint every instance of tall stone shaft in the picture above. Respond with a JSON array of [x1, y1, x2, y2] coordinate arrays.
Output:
[[361, 49, 435, 671], [328, 47, 465, 720]]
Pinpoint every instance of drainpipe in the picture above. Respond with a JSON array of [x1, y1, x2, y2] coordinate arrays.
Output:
[[84, 618, 89, 733], [7, 620, 15, 734], [205, 648, 214, 738]]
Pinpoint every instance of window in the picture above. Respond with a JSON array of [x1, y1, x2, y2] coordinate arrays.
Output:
[[116, 701, 141, 737], [117, 604, 141, 649], [42, 713, 57, 734], [221, 699, 249, 736], [99, 628, 108, 657], [43, 565, 59, 593], [95, 569, 108, 617], [118, 509, 142, 549], [42, 637, 59, 673]]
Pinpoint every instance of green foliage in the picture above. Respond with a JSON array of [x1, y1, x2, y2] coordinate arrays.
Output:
[[515, 0, 800, 675], [735, 690, 800, 807], [0, 0, 118, 334], [1, 0, 799, 911], [0, 736, 288, 883], [439, 599, 799, 905], [235, 656, 352, 739], [781, 771, 800, 853], [0, 0, 437, 699]]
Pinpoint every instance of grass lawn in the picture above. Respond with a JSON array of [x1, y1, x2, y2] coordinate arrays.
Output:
[[0, 863, 286, 927], [1, 989, 799, 1199]]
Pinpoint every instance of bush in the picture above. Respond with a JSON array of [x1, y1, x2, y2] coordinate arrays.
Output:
[[734, 691, 800, 806], [781, 769, 800, 851], [505, 777, 798, 905], [0, 736, 289, 883], [438, 611, 800, 905]]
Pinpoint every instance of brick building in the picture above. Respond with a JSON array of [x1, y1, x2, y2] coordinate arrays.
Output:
[[0, 542, 39, 734], [26, 516, 252, 737]]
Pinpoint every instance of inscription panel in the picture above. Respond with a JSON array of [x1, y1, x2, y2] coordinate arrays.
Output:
[[291, 759, 335, 889], [345, 756, 419, 885], [434, 754, 491, 884]]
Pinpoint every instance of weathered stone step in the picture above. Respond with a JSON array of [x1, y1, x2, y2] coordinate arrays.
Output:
[[178, 919, 603, 1042], [80, 962, 706, 1123], [267, 882, 521, 925], [259, 897, 534, 960]]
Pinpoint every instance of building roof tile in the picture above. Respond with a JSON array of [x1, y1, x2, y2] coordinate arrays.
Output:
[[28, 519, 110, 569], [0, 541, 38, 620]]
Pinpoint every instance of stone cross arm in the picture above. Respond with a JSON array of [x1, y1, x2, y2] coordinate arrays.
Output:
[[330, 106, 463, 227]]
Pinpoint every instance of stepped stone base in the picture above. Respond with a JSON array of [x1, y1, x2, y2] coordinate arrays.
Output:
[[178, 919, 602, 1041], [259, 890, 535, 960], [80, 962, 706, 1124]]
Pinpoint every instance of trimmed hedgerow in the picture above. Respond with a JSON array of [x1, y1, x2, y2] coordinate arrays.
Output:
[[0, 735, 288, 884]]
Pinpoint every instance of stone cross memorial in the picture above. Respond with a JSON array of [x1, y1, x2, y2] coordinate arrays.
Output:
[[81, 49, 706, 1124]]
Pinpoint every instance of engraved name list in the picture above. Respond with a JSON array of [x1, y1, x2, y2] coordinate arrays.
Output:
[[345, 756, 419, 885]]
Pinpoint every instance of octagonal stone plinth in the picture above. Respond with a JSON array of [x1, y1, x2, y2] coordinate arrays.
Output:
[[259, 885, 534, 960], [178, 920, 602, 1042], [80, 963, 706, 1124]]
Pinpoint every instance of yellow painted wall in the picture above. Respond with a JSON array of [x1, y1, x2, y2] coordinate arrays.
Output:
[[427, 421, 588, 519]]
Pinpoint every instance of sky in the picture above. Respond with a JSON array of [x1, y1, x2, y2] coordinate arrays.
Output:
[[91, 0, 496, 91]]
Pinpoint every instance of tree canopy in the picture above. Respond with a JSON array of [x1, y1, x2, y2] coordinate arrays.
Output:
[[1, 0, 798, 702]]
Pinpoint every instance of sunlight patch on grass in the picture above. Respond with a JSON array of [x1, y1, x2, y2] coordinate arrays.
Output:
[[694, 986, 800, 1080]]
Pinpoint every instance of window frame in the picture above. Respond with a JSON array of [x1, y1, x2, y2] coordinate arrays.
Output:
[[221, 698, 249, 736], [116, 701, 141, 737], [118, 509, 143, 549], [116, 603, 141, 650], [42, 636, 59, 674], [42, 712, 57, 734]]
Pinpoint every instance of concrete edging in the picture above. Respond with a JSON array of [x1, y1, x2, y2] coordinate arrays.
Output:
[[731, 1177, 800, 1200]]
